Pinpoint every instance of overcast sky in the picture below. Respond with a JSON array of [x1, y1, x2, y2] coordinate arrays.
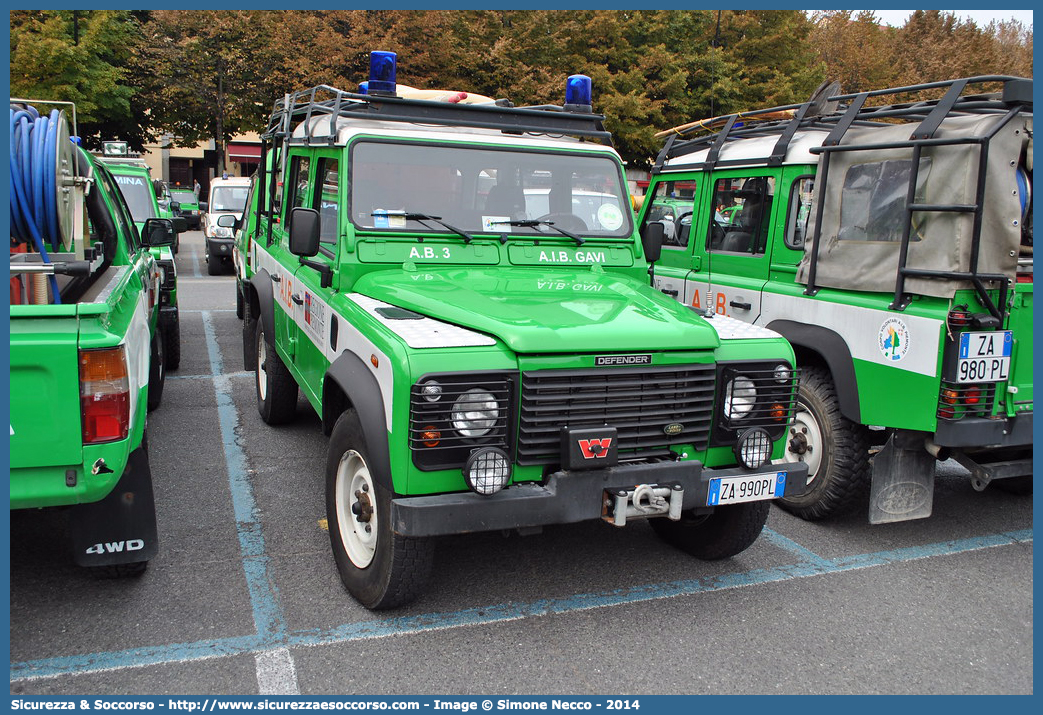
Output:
[[860, 9, 1033, 28]]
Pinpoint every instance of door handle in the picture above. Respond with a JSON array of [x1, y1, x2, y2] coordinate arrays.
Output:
[[271, 273, 281, 283], [291, 293, 303, 306], [729, 300, 752, 311], [661, 288, 679, 297]]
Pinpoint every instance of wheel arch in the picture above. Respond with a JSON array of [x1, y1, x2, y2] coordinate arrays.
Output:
[[324, 351, 393, 492], [766, 319, 861, 423], [247, 269, 276, 350]]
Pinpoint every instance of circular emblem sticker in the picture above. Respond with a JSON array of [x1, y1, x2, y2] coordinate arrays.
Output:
[[597, 203, 624, 231], [878, 317, 910, 362]]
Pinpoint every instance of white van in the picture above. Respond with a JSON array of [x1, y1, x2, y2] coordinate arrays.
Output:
[[203, 176, 251, 275]]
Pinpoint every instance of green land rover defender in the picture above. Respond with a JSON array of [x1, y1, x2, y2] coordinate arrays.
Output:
[[239, 53, 812, 609], [643, 76, 1033, 523]]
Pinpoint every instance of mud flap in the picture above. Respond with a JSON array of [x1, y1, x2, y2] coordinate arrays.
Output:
[[869, 432, 935, 524], [69, 444, 159, 566]]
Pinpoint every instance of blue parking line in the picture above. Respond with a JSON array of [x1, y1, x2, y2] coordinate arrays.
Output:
[[10, 529, 1031, 682], [202, 311, 286, 640], [169, 371, 252, 380], [761, 527, 834, 568]]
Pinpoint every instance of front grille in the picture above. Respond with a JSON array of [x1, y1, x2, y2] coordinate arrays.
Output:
[[517, 364, 716, 465]]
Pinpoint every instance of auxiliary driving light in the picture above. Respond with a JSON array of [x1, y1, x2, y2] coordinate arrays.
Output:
[[421, 380, 443, 403], [464, 447, 512, 495], [735, 427, 773, 470]]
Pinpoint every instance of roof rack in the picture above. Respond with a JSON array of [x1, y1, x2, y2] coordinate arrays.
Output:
[[261, 84, 613, 146], [652, 75, 1031, 174]]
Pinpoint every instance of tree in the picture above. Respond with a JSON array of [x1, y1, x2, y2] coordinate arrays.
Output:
[[10, 10, 150, 150]]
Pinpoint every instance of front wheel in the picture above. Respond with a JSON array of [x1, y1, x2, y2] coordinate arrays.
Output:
[[235, 280, 244, 319], [326, 410, 433, 609], [650, 501, 770, 560], [776, 366, 872, 520], [207, 248, 222, 276], [254, 320, 297, 425], [163, 316, 181, 371], [147, 331, 165, 412]]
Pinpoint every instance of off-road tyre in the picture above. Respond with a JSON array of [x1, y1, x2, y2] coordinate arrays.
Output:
[[326, 409, 433, 609], [207, 248, 222, 276], [254, 319, 297, 425], [163, 316, 181, 371], [147, 331, 165, 412], [650, 500, 770, 560], [91, 561, 149, 579], [776, 365, 872, 520], [243, 294, 257, 371]]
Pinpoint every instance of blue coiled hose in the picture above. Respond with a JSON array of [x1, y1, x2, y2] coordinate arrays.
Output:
[[10, 104, 62, 303]]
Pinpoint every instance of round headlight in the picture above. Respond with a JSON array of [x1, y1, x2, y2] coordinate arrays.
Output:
[[421, 381, 443, 403], [451, 388, 499, 438], [464, 447, 512, 495], [735, 427, 773, 470], [724, 376, 757, 419]]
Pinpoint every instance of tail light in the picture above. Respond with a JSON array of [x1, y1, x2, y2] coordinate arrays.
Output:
[[947, 308, 972, 331], [80, 346, 131, 444], [937, 382, 994, 420]]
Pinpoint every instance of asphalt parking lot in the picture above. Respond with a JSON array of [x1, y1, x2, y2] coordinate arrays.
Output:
[[8, 231, 1034, 696]]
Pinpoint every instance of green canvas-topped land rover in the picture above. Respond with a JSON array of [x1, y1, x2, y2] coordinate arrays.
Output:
[[643, 76, 1032, 523], [240, 52, 812, 609]]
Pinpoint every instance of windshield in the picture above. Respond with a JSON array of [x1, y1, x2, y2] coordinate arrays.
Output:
[[210, 186, 250, 212], [349, 141, 632, 238], [170, 189, 196, 204], [111, 174, 156, 224]]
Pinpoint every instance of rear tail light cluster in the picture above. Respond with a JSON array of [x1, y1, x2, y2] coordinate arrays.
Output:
[[937, 382, 995, 420], [80, 346, 131, 444], [946, 308, 973, 331]]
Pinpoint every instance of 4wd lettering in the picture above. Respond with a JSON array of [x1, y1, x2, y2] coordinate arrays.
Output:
[[578, 438, 613, 460], [85, 539, 145, 555], [239, 53, 808, 609]]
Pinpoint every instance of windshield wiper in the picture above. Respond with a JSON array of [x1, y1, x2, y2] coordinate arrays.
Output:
[[491, 219, 585, 246], [373, 211, 473, 244]]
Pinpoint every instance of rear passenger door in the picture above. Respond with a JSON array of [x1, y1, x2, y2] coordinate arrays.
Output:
[[292, 152, 342, 406]]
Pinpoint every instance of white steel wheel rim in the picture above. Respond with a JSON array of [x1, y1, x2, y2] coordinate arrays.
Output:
[[786, 404, 824, 485], [256, 330, 268, 401], [335, 450, 378, 568]]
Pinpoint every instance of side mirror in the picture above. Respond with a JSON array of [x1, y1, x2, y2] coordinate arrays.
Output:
[[142, 218, 176, 247], [169, 201, 181, 213], [198, 201, 208, 212], [641, 221, 664, 263], [172, 217, 188, 234], [216, 214, 237, 228], [289, 207, 321, 257]]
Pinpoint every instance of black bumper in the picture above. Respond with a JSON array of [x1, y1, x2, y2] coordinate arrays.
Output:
[[392, 459, 810, 538], [934, 410, 1032, 449]]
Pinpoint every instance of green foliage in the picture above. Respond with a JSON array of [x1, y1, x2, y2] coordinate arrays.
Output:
[[8, 10, 1033, 169]]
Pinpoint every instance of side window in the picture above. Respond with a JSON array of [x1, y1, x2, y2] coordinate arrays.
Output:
[[785, 176, 815, 250], [286, 155, 311, 212], [707, 176, 775, 254], [838, 158, 930, 243], [96, 167, 140, 252], [640, 182, 695, 249], [315, 158, 340, 247]]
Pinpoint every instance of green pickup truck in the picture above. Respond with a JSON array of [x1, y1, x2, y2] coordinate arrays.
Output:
[[10, 101, 178, 575], [103, 158, 185, 371], [643, 76, 1033, 522], [237, 53, 812, 609]]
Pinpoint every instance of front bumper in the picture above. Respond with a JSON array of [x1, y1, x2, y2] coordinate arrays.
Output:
[[391, 459, 810, 538]]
